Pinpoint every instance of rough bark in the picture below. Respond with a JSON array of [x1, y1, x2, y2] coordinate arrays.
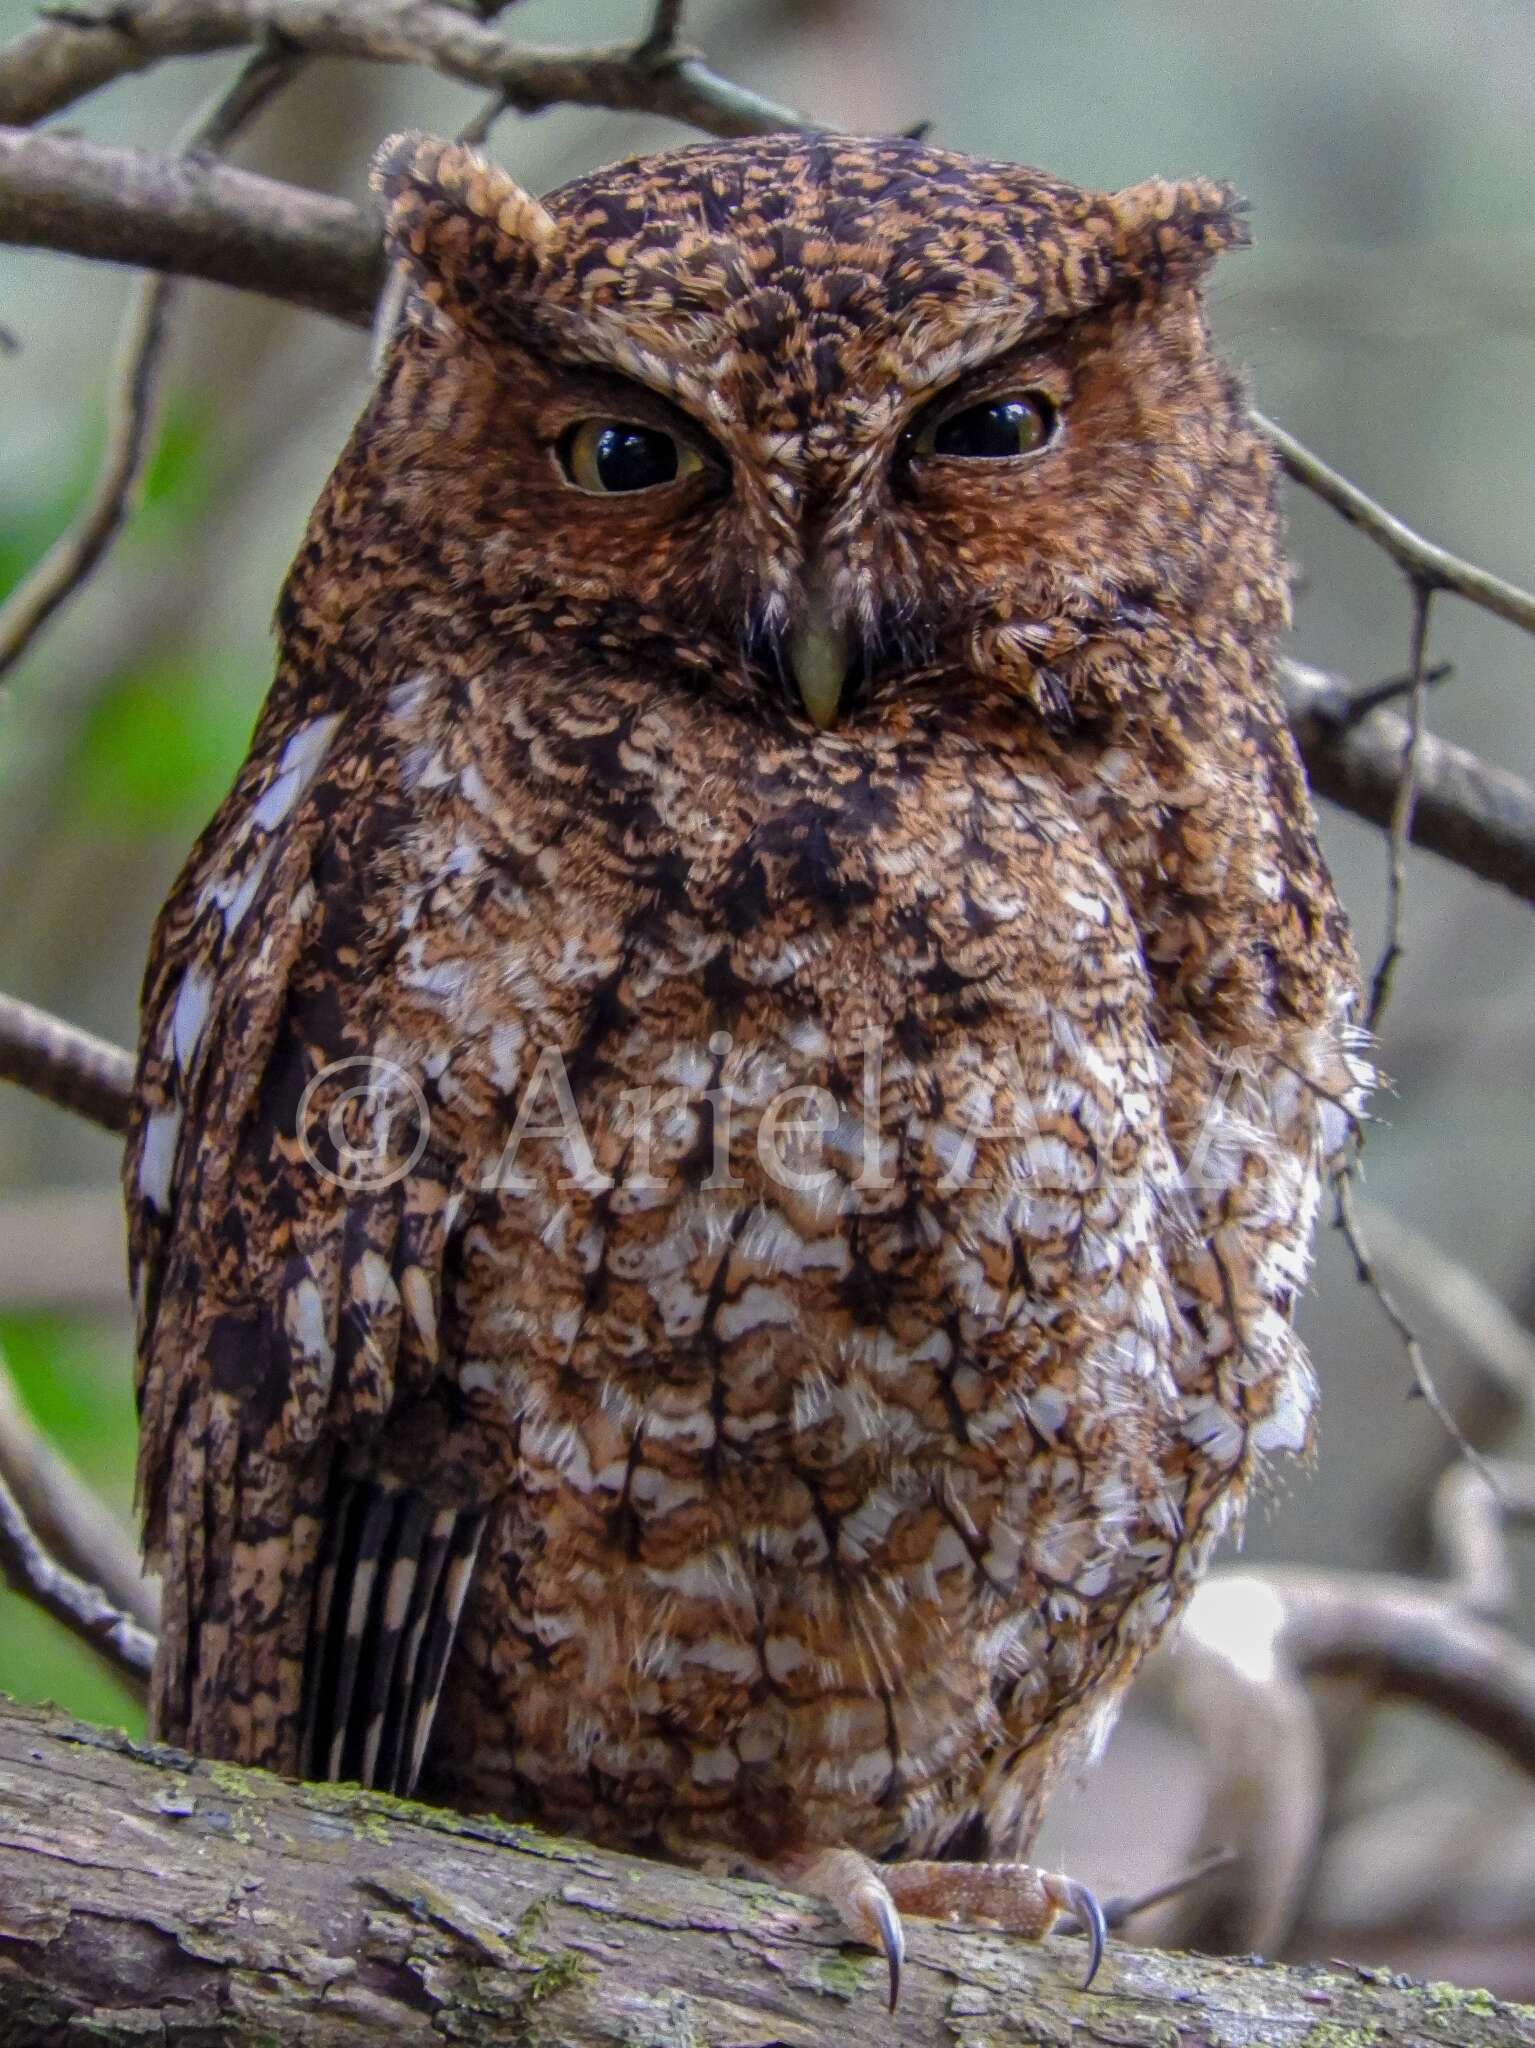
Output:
[[0, 1698, 1526, 2046]]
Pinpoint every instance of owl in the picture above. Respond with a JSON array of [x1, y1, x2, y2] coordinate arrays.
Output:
[[126, 131, 1367, 2004]]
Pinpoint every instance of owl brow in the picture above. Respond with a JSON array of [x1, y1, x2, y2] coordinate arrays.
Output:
[[898, 283, 1142, 403], [524, 298, 732, 411], [529, 356, 717, 448], [930, 336, 1068, 404]]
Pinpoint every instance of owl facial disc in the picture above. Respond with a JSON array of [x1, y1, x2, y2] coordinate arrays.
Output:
[[788, 579, 850, 729]]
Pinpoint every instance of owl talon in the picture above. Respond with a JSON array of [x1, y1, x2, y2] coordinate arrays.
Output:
[[1062, 1879, 1106, 1989], [768, 1847, 1104, 2007], [871, 1889, 906, 2011], [768, 1847, 908, 2007]]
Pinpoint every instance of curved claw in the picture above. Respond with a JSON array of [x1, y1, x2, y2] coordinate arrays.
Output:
[[1063, 1879, 1106, 1990], [870, 1889, 906, 2012]]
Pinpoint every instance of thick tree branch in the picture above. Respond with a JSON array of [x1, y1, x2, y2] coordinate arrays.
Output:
[[1279, 658, 1535, 908], [1156, 1545, 1535, 1958], [0, 0, 812, 135], [0, 1695, 1528, 2044], [0, 127, 380, 324]]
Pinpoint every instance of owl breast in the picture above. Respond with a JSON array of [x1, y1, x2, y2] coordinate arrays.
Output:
[[362, 665, 1212, 1860]]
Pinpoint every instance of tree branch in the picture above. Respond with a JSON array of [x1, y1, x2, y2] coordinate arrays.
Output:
[[1334, 1168, 1498, 1487], [1365, 583, 1433, 1027], [0, 1472, 153, 1695], [0, 48, 303, 684], [1278, 658, 1535, 908], [0, 1338, 156, 1631], [0, 127, 380, 325], [0, 0, 812, 135], [1155, 1542, 1535, 1959], [0, 1694, 1529, 2044], [0, 990, 135, 1135], [1259, 411, 1535, 639]]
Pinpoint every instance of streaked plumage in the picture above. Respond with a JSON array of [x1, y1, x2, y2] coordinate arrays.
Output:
[[127, 130, 1366, 1988]]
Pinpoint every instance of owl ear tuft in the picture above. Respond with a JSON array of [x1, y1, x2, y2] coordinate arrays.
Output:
[[371, 131, 561, 339], [1103, 176, 1249, 288]]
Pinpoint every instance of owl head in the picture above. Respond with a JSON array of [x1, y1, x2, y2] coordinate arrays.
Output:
[[358, 131, 1275, 735]]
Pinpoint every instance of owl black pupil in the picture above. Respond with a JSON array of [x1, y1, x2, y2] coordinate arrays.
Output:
[[933, 398, 1046, 458], [594, 424, 678, 491]]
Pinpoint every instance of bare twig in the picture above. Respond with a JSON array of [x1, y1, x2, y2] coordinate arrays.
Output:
[[1327, 658, 1452, 728], [0, 272, 174, 683], [635, 0, 687, 62], [1367, 584, 1433, 1029], [0, 0, 812, 136], [1354, 1199, 1535, 1618], [455, 89, 510, 147], [0, 1339, 156, 1629], [0, 1465, 152, 1696], [0, 990, 134, 1135], [1358, 1200, 1535, 1421], [0, 48, 301, 685], [1334, 1171, 1499, 1492], [1100, 1847, 1237, 1930], [1259, 411, 1535, 639]]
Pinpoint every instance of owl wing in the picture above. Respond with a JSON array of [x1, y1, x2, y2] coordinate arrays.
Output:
[[1165, 1015, 1366, 1498], [127, 698, 491, 1791]]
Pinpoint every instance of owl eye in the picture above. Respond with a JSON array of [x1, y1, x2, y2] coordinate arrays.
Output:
[[909, 392, 1058, 461], [559, 420, 705, 495]]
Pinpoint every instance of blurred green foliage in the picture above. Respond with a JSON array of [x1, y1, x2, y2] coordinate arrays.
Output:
[[69, 652, 261, 834], [0, 397, 253, 1733]]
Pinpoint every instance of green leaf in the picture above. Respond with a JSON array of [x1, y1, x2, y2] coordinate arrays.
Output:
[[67, 656, 262, 833]]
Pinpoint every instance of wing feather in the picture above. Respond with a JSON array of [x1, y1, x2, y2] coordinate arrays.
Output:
[[127, 705, 498, 1784]]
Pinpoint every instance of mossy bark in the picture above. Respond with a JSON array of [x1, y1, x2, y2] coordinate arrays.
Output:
[[0, 1697, 1526, 2046]]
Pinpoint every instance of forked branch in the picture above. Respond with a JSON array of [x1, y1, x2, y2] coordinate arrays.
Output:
[[0, 0, 810, 134], [0, 1468, 152, 1694]]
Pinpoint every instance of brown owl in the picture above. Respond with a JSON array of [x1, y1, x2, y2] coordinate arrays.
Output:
[[126, 131, 1368, 2004]]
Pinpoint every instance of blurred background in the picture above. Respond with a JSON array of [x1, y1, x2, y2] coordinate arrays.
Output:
[[2, 0, 1532, 1998]]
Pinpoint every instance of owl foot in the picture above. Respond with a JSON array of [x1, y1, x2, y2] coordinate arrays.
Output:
[[773, 1846, 1106, 2011]]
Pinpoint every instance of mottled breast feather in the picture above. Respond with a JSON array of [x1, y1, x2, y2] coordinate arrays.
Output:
[[127, 131, 1366, 1870]]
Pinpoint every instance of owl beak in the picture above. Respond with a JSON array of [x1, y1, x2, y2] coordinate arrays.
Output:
[[787, 582, 850, 730]]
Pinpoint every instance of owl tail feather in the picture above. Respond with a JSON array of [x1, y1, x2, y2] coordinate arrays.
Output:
[[299, 1474, 486, 1797]]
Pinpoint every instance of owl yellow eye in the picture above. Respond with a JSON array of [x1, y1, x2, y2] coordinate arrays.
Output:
[[910, 392, 1058, 461], [559, 419, 704, 495]]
